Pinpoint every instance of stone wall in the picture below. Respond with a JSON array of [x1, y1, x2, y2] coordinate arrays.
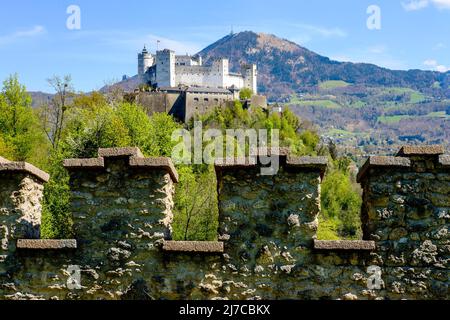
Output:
[[184, 91, 233, 122], [357, 145, 449, 299], [0, 158, 49, 257], [0, 146, 448, 300]]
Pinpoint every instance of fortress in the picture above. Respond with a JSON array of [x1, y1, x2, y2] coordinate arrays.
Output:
[[130, 46, 265, 122], [0, 145, 448, 300], [138, 46, 257, 94]]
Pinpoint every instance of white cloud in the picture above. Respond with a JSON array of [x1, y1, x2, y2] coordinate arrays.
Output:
[[432, 0, 450, 9], [435, 65, 449, 72], [402, 0, 450, 11], [330, 45, 408, 70], [299, 24, 347, 38], [402, 0, 429, 11], [433, 42, 446, 50], [423, 59, 438, 66], [423, 59, 449, 72], [136, 34, 202, 54], [288, 23, 347, 45], [367, 45, 387, 54], [0, 25, 46, 46]]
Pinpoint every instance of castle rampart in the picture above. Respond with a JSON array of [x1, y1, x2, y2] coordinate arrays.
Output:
[[0, 146, 448, 300]]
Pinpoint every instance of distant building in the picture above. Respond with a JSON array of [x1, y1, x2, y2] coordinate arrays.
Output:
[[137, 47, 257, 94], [134, 46, 265, 122]]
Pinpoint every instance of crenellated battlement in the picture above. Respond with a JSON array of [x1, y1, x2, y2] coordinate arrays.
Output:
[[0, 146, 448, 300]]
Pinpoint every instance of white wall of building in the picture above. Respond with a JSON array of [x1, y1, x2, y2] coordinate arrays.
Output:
[[143, 48, 257, 92], [243, 64, 257, 94], [156, 49, 176, 87], [138, 48, 154, 77], [176, 55, 202, 66]]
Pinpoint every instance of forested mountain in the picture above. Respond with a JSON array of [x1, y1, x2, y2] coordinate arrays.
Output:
[[199, 31, 450, 100]]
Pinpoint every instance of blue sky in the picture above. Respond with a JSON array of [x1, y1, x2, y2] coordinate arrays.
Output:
[[0, 0, 449, 92]]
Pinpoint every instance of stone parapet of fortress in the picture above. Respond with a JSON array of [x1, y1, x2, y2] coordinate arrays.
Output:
[[0, 145, 448, 300]]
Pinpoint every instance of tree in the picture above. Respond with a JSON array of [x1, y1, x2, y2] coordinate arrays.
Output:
[[320, 159, 362, 239], [0, 135, 15, 159], [72, 91, 107, 110], [39, 75, 74, 150], [239, 88, 253, 100], [61, 104, 130, 158], [146, 113, 182, 157], [115, 102, 152, 153], [172, 166, 218, 241], [0, 74, 47, 163]]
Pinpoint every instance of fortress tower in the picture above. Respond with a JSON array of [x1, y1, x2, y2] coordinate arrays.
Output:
[[212, 58, 230, 88], [156, 49, 176, 87], [242, 64, 257, 94], [138, 46, 154, 78]]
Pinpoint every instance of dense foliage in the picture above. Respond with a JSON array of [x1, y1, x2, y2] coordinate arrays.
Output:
[[0, 75, 48, 166], [319, 157, 363, 240]]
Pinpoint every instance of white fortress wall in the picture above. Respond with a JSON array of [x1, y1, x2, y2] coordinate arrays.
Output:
[[176, 55, 202, 66], [224, 74, 245, 89], [175, 65, 238, 88], [175, 66, 211, 87], [142, 48, 257, 91], [156, 50, 176, 87]]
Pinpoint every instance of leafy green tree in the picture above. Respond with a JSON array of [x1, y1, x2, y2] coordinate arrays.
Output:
[[0, 135, 15, 160], [320, 159, 362, 239], [61, 104, 130, 158], [146, 112, 182, 157], [115, 103, 153, 154], [40, 150, 72, 239], [172, 166, 218, 241], [239, 88, 253, 100], [0, 74, 47, 164], [73, 91, 107, 110]]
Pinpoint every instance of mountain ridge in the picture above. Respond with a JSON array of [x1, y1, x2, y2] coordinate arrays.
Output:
[[197, 31, 449, 100]]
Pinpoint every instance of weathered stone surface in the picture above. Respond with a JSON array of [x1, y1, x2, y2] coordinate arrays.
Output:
[[357, 156, 411, 182], [98, 147, 144, 158], [0, 173, 45, 248], [0, 161, 49, 182], [439, 155, 450, 166], [16, 239, 77, 250], [63, 158, 105, 169], [163, 241, 224, 253], [249, 147, 291, 156], [129, 157, 179, 183], [359, 147, 449, 299], [314, 240, 376, 251], [64, 147, 178, 183], [286, 156, 328, 171], [397, 145, 444, 156], [214, 157, 258, 167]]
